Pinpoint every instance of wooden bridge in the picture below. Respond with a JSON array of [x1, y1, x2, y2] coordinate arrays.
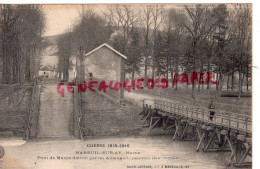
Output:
[[140, 99, 252, 168]]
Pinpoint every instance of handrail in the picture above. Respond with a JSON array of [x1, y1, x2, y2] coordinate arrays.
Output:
[[25, 83, 36, 140], [154, 99, 251, 118], [140, 89, 251, 114], [0, 114, 27, 118], [25, 78, 41, 140], [153, 99, 252, 134]]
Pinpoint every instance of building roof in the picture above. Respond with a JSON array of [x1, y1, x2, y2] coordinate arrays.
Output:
[[85, 43, 127, 60], [40, 65, 53, 71]]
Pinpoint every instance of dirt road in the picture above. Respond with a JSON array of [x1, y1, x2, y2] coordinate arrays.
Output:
[[37, 84, 73, 138]]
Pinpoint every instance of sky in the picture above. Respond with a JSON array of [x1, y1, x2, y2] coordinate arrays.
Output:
[[43, 5, 82, 36], [42, 4, 183, 37], [43, 5, 108, 36], [41, 4, 241, 37]]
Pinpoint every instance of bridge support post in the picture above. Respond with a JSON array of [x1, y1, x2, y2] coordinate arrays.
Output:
[[178, 120, 199, 141], [203, 130, 215, 151], [142, 105, 152, 127], [165, 116, 175, 130], [202, 127, 231, 152], [228, 134, 252, 167], [162, 117, 169, 130], [149, 115, 161, 131], [196, 124, 208, 152], [173, 118, 180, 140], [179, 123, 189, 140], [139, 104, 148, 120]]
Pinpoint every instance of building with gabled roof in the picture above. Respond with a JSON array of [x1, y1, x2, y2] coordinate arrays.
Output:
[[39, 65, 55, 78], [84, 43, 127, 103], [85, 43, 127, 60]]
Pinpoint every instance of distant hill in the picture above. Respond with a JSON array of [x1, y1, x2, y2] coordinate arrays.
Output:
[[43, 34, 63, 46], [40, 34, 61, 67]]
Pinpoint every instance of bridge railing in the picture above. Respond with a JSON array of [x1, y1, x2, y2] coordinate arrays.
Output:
[[143, 99, 252, 134], [140, 88, 251, 114], [25, 79, 41, 140]]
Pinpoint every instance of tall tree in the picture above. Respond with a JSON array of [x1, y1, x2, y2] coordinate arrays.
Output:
[[154, 31, 168, 78], [142, 5, 153, 86], [151, 5, 164, 80], [211, 4, 229, 96], [104, 5, 139, 54], [57, 32, 72, 82], [125, 29, 143, 84], [180, 5, 217, 98], [228, 4, 251, 99], [74, 9, 110, 53], [0, 5, 46, 84]]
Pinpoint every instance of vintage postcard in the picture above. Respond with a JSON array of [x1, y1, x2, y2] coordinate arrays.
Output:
[[0, 3, 253, 169]]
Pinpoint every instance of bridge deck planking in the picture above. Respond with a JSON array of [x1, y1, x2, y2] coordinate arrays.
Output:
[[144, 99, 252, 134]]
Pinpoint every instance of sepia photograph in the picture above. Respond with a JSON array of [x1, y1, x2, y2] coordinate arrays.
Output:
[[0, 3, 254, 169]]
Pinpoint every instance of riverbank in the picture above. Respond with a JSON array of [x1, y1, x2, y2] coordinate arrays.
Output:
[[82, 91, 174, 137]]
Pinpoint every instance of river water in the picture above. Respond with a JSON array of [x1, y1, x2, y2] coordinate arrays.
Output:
[[0, 136, 241, 169]]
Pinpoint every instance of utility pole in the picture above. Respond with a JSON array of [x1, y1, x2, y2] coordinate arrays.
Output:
[[80, 45, 85, 83], [76, 46, 85, 83], [77, 4, 85, 84], [32, 44, 38, 83]]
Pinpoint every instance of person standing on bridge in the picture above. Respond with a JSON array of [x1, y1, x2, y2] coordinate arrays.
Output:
[[209, 100, 215, 121]]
